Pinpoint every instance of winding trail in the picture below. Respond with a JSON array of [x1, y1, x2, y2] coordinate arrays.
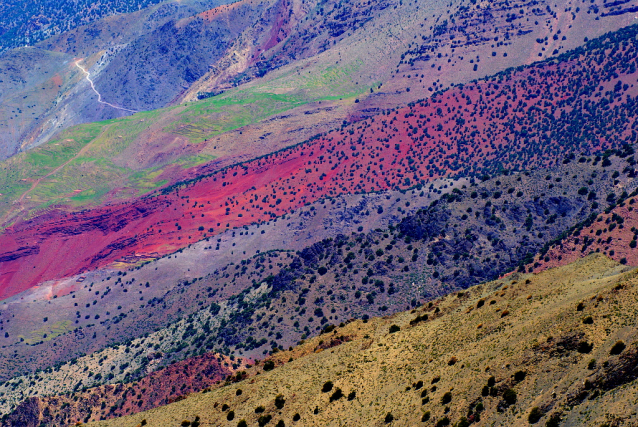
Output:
[[74, 59, 138, 113]]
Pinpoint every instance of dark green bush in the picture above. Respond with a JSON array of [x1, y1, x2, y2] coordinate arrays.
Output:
[[502, 388, 517, 405], [227, 411, 235, 421], [274, 394, 286, 409], [258, 415, 273, 427], [441, 392, 452, 405], [292, 413, 300, 421], [347, 391, 356, 401], [389, 325, 400, 333], [421, 411, 431, 422], [610, 340, 626, 355], [545, 414, 561, 427], [513, 370, 526, 382], [578, 341, 593, 354], [322, 381, 334, 392], [528, 407, 543, 424], [384, 413, 394, 423], [263, 360, 275, 371], [330, 388, 344, 402]]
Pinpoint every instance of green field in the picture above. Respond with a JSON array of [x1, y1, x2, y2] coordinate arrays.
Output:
[[0, 59, 369, 228]]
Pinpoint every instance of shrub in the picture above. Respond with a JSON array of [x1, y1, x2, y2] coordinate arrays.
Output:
[[513, 370, 526, 382], [227, 411, 235, 421], [317, 266, 328, 275], [255, 406, 265, 413], [457, 418, 470, 427], [578, 341, 593, 354], [181, 421, 191, 427], [263, 360, 275, 371], [389, 325, 400, 333], [276, 421, 285, 427], [236, 389, 243, 396], [502, 388, 517, 405], [528, 407, 543, 424], [582, 316, 594, 324], [258, 415, 273, 427], [383, 412, 394, 423], [545, 414, 561, 427], [587, 359, 596, 370], [487, 376, 495, 387], [421, 411, 431, 422], [347, 391, 356, 401], [441, 392, 452, 404], [330, 388, 344, 402], [610, 340, 626, 355], [322, 381, 334, 392], [237, 421, 248, 427], [414, 380, 424, 390], [275, 394, 286, 409], [436, 417, 450, 427], [292, 413, 300, 421]]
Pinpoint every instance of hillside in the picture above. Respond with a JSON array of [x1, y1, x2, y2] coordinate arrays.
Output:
[[0, 0, 174, 51], [0, 0, 632, 170], [0, 147, 634, 421], [48, 255, 638, 427], [2, 7, 638, 427], [3, 24, 638, 300], [4, 352, 241, 426]]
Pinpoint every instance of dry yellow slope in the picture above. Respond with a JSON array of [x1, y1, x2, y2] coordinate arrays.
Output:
[[87, 254, 638, 427]]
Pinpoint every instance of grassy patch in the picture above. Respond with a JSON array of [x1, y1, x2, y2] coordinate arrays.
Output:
[[21, 320, 73, 345]]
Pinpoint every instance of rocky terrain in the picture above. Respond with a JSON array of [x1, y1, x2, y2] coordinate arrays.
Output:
[[3, 24, 638, 300], [1, 2, 638, 426], [0, 145, 635, 422], [31, 254, 638, 427]]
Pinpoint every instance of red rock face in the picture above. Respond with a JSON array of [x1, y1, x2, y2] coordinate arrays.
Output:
[[4, 352, 239, 426], [532, 198, 638, 272], [2, 33, 637, 299]]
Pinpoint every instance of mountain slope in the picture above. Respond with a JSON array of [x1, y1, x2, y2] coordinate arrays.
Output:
[[79, 255, 638, 427], [3, 24, 638, 300], [0, 148, 633, 419], [0, 0, 173, 51], [1, 0, 633, 162]]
